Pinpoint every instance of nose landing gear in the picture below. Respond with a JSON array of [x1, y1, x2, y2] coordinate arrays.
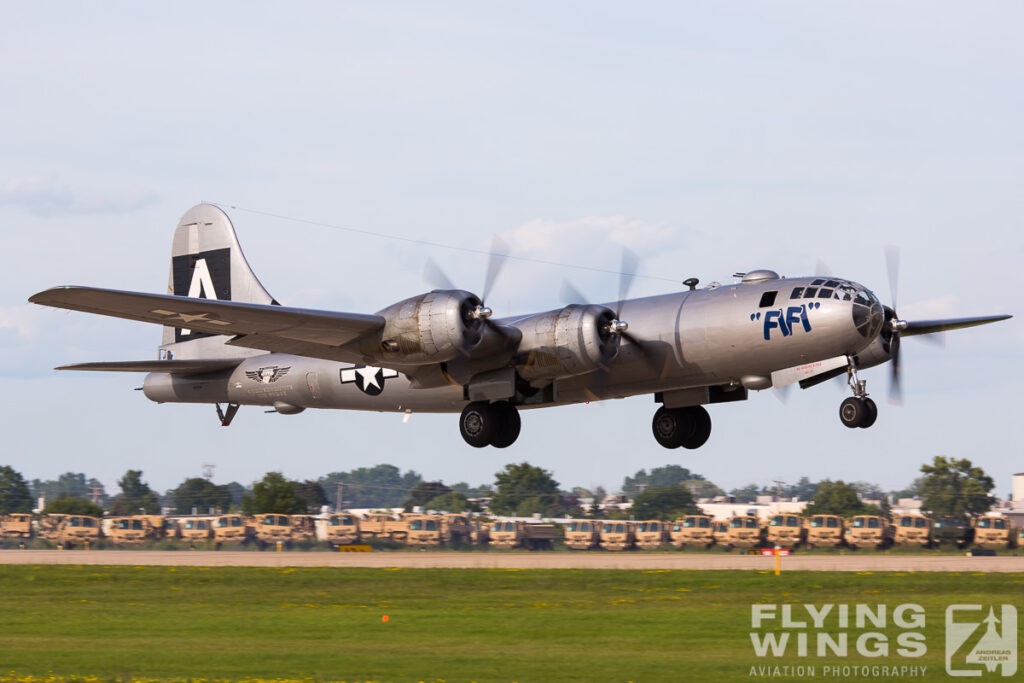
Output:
[[839, 362, 877, 429]]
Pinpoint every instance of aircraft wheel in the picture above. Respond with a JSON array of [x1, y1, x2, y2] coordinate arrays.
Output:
[[859, 398, 878, 429], [839, 397, 868, 428], [490, 401, 521, 448], [651, 406, 695, 448], [460, 401, 498, 448], [681, 406, 712, 449]]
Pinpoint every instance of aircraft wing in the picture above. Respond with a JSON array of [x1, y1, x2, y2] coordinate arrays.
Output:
[[56, 359, 247, 374], [902, 314, 1012, 337], [29, 286, 385, 364]]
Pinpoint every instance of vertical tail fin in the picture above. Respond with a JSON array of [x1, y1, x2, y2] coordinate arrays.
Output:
[[161, 204, 277, 354]]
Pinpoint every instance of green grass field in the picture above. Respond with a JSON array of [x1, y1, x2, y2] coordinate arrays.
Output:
[[0, 566, 1019, 682]]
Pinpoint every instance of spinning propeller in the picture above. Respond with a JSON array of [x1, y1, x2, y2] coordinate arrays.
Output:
[[424, 236, 516, 353]]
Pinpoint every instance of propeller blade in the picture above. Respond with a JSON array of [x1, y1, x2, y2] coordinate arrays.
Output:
[[889, 337, 903, 405], [773, 384, 791, 404], [560, 278, 590, 306], [620, 329, 661, 373], [423, 258, 455, 291], [616, 248, 638, 319], [482, 236, 509, 303], [901, 314, 1012, 337], [885, 245, 900, 312]]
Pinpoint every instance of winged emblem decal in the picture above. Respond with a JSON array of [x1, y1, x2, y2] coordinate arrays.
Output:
[[245, 365, 291, 384]]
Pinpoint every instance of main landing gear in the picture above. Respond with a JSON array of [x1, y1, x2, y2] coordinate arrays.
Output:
[[652, 405, 712, 449], [460, 401, 521, 448], [839, 363, 877, 429]]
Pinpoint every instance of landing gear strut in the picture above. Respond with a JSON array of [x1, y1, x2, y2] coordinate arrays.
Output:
[[652, 405, 712, 449], [459, 400, 521, 448], [839, 362, 877, 429], [216, 402, 240, 427]]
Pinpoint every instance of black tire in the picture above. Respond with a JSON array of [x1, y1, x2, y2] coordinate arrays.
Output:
[[460, 401, 498, 448], [859, 397, 878, 429], [681, 406, 712, 449], [651, 406, 694, 448], [839, 397, 866, 428], [490, 401, 521, 448]]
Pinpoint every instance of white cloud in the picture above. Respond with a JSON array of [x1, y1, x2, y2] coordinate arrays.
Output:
[[0, 305, 41, 341], [505, 216, 676, 258], [0, 175, 157, 217]]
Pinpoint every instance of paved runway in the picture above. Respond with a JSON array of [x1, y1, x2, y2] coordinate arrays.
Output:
[[1, 549, 1022, 571]]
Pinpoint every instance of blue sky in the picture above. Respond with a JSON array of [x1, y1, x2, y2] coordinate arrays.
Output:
[[2, 3, 1021, 498]]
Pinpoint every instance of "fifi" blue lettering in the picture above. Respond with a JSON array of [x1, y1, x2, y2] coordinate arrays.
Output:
[[763, 305, 812, 340]]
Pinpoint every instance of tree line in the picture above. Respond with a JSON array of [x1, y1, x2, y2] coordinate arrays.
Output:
[[0, 456, 998, 521]]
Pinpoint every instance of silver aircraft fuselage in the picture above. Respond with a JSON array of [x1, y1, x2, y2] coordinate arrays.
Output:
[[142, 275, 883, 413]]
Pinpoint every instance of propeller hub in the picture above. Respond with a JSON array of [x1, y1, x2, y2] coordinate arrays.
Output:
[[470, 305, 493, 320], [606, 319, 629, 334], [891, 319, 908, 332]]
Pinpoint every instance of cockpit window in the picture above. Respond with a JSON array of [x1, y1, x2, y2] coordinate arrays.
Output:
[[825, 280, 839, 288], [759, 291, 778, 308], [790, 287, 804, 299], [818, 289, 833, 299], [804, 288, 818, 298], [812, 279, 825, 286]]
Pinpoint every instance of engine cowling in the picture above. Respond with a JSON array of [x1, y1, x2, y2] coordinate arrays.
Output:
[[853, 306, 899, 370], [514, 305, 620, 382], [373, 290, 486, 364]]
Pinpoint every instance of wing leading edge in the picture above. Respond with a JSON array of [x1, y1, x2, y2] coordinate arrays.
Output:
[[29, 286, 385, 365]]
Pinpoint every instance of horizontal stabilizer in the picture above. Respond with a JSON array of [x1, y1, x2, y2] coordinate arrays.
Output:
[[902, 314, 1012, 337], [56, 359, 246, 374], [29, 286, 385, 364]]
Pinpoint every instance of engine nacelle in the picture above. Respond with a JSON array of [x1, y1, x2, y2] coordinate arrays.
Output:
[[373, 290, 485, 364], [853, 320, 899, 371], [514, 304, 619, 382]]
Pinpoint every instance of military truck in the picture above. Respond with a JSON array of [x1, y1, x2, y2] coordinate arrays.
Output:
[[973, 516, 1014, 550], [670, 514, 715, 549], [805, 515, 844, 549], [179, 517, 213, 542], [1, 513, 33, 539], [324, 513, 360, 546], [893, 514, 932, 547], [564, 520, 601, 550], [634, 520, 670, 549], [212, 514, 251, 544], [765, 514, 805, 548], [599, 521, 635, 551], [489, 521, 557, 550], [722, 515, 764, 549], [439, 514, 473, 545], [844, 515, 894, 550], [41, 515, 102, 548], [249, 514, 293, 547], [106, 515, 164, 545], [711, 519, 730, 545], [359, 513, 408, 541], [402, 514, 443, 546], [290, 515, 317, 542], [931, 516, 974, 549], [163, 518, 180, 539]]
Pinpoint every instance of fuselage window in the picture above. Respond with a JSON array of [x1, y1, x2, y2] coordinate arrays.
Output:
[[804, 288, 818, 298], [790, 287, 804, 299], [818, 288, 833, 298], [759, 291, 778, 308]]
